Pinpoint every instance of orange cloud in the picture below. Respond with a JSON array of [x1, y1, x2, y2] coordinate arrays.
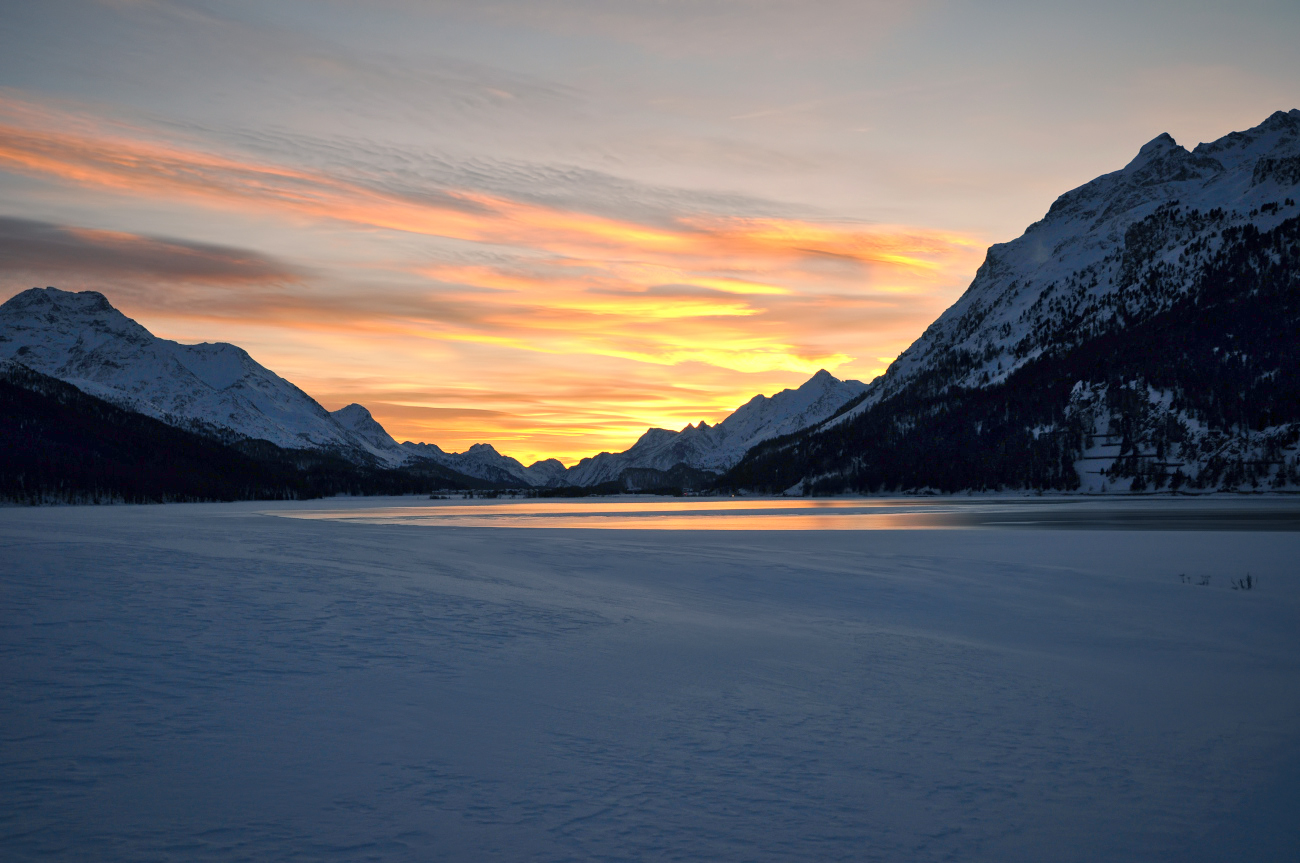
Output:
[[0, 95, 976, 273], [0, 93, 986, 462]]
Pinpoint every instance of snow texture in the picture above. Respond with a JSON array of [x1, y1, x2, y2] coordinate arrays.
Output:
[[2, 498, 1298, 861]]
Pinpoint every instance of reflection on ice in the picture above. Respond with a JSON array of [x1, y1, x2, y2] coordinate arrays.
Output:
[[271, 496, 1300, 531]]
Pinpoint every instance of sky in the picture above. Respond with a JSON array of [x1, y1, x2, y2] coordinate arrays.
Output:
[[1, 1, 1298, 464]]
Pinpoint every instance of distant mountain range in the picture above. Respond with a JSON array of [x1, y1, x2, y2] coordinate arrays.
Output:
[[564, 369, 867, 487], [0, 286, 866, 495], [4, 109, 1298, 500]]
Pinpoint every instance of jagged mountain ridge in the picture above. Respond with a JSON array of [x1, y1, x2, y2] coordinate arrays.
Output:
[[401, 369, 868, 488], [564, 369, 868, 487], [726, 110, 1300, 494], [400, 439, 569, 488]]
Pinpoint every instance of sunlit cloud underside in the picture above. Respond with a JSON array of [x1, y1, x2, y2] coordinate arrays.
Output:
[[0, 94, 985, 463]]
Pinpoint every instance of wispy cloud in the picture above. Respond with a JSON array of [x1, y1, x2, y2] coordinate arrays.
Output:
[[0, 215, 299, 284], [0, 95, 976, 267], [429, 0, 921, 58], [0, 92, 981, 380], [0, 91, 983, 461]]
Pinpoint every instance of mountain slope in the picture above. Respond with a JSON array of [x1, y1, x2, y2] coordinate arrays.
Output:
[[0, 288, 411, 465], [726, 110, 1300, 494], [0, 360, 493, 503]]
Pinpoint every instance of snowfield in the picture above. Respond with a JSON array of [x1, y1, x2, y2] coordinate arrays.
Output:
[[2, 498, 1298, 861]]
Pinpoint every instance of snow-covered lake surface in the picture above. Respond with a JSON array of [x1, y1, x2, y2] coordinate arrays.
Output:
[[275, 494, 1300, 531], [3, 496, 1298, 861]]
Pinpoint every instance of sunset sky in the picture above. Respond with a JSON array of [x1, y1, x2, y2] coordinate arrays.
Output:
[[2, 1, 1298, 464]]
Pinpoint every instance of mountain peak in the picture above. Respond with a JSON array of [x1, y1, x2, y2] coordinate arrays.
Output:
[[1192, 109, 1300, 162], [329, 403, 404, 458], [3, 286, 115, 316], [331, 403, 375, 427], [1259, 108, 1300, 132], [1124, 132, 1182, 171], [1, 286, 155, 345]]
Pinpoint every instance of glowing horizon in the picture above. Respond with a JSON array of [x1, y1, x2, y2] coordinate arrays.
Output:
[[1, 2, 1295, 465]]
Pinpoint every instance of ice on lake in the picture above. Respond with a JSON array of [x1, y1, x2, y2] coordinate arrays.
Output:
[[277, 494, 1300, 531], [2, 496, 1298, 861]]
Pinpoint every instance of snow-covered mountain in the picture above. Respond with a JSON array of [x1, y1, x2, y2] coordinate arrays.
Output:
[[851, 109, 1300, 412], [565, 369, 867, 486], [330, 403, 411, 464], [728, 110, 1300, 494], [0, 288, 409, 466]]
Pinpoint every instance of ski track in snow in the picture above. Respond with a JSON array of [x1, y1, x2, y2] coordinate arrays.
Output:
[[1, 498, 1298, 861]]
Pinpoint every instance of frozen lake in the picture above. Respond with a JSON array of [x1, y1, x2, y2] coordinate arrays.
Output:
[[276, 494, 1300, 531], [2, 496, 1298, 861]]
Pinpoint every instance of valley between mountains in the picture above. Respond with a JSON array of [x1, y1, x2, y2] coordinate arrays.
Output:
[[3, 110, 1300, 501]]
